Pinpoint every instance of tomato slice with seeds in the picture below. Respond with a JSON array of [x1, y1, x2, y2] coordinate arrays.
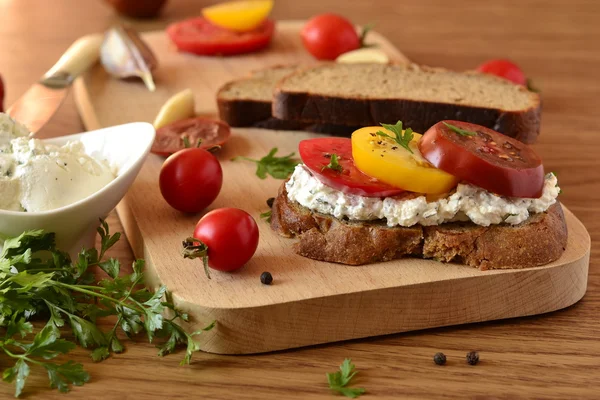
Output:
[[152, 117, 231, 157], [167, 17, 275, 56], [298, 137, 404, 197], [418, 120, 544, 198]]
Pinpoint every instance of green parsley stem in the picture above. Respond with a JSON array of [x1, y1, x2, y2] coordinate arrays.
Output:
[[51, 282, 146, 314], [1, 348, 44, 367]]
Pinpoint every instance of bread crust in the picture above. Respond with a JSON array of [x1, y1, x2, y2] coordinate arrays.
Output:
[[272, 65, 542, 144], [271, 183, 567, 270]]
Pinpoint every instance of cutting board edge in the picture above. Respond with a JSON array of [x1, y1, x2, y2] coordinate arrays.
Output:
[[117, 196, 590, 354]]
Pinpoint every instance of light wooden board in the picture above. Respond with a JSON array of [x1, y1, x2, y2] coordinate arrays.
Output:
[[74, 21, 590, 355]]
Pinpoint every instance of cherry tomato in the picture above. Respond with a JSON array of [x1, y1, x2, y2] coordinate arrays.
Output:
[[152, 117, 231, 157], [167, 17, 275, 56], [298, 137, 404, 197], [418, 121, 544, 198], [159, 148, 223, 213], [301, 14, 360, 60], [476, 59, 527, 86], [188, 208, 259, 275]]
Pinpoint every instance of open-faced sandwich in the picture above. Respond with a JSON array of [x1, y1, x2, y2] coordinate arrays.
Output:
[[270, 120, 567, 270]]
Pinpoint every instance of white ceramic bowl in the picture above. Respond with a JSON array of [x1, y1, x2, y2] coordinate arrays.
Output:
[[0, 122, 155, 252]]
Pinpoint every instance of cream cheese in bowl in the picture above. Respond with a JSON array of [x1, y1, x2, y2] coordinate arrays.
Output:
[[0, 114, 116, 212]]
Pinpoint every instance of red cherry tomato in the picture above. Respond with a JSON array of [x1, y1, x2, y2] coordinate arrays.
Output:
[[152, 117, 231, 157], [476, 59, 527, 86], [298, 137, 404, 197], [159, 148, 223, 213], [167, 17, 275, 56], [301, 14, 360, 60], [189, 208, 259, 275], [418, 121, 544, 198]]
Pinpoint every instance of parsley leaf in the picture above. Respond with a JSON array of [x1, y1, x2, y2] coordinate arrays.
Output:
[[326, 359, 366, 398], [321, 153, 343, 173], [260, 210, 272, 223], [376, 121, 415, 154], [233, 148, 300, 179], [442, 122, 477, 137], [0, 222, 215, 397]]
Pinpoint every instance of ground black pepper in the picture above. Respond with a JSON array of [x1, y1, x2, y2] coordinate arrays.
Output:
[[260, 271, 273, 285], [433, 352, 446, 365], [466, 351, 479, 365]]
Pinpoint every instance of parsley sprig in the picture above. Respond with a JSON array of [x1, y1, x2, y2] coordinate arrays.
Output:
[[0, 222, 214, 397], [376, 121, 415, 154], [233, 148, 300, 180], [327, 359, 366, 398], [442, 122, 477, 137], [322, 153, 343, 173]]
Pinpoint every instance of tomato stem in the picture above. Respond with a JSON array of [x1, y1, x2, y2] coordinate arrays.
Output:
[[182, 237, 211, 279]]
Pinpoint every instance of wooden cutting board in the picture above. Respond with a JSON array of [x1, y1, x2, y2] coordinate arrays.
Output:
[[73, 21, 590, 355]]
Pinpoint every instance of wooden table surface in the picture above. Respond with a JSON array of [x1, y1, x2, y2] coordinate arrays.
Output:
[[1, 0, 598, 398]]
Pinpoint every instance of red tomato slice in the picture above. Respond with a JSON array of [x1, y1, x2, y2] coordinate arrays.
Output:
[[418, 121, 544, 198], [299, 138, 404, 197], [167, 17, 275, 56], [152, 117, 231, 157]]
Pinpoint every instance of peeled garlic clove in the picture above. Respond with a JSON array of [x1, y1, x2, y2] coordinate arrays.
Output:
[[153, 88, 195, 129], [336, 48, 390, 64], [100, 25, 158, 91]]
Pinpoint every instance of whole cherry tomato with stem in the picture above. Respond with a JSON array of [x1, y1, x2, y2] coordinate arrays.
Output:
[[182, 208, 260, 278]]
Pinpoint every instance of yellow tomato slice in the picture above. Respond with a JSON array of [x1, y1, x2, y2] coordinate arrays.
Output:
[[202, 0, 274, 32], [351, 126, 459, 194]]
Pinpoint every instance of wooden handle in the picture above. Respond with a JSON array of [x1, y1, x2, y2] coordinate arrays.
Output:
[[43, 34, 103, 80]]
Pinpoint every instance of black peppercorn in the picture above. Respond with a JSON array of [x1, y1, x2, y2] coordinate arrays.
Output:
[[266, 197, 275, 208], [260, 271, 273, 285], [466, 351, 479, 365], [433, 352, 446, 365]]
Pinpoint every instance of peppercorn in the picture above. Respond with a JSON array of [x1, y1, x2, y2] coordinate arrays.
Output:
[[260, 271, 273, 285], [433, 352, 446, 365], [466, 351, 479, 365], [266, 197, 275, 208]]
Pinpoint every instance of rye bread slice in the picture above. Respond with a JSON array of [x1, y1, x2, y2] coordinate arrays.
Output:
[[217, 65, 303, 128], [270, 183, 567, 270], [272, 63, 541, 143]]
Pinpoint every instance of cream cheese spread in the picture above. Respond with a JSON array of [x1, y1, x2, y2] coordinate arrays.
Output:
[[286, 164, 560, 227], [0, 114, 116, 212]]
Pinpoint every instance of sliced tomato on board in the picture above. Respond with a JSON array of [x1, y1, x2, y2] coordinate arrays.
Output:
[[298, 137, 404, 197], [151, 117, 231, 157], [166, 17, 275, 56], [418, 120, 545, 198]]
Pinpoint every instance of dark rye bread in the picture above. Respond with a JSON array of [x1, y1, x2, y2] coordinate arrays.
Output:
[[216, 65, 359, 135], [272, 63, 542, 143], [217, 65, 304, 128], [270, 184, 567, 270]]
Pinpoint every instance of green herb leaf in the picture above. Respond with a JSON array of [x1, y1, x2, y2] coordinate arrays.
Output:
[[376, 121, 414, 154], [321, 153, 343, 173], [3, 359, 30, 398], [232, 148, 300, 180], [442, 122, 477, 137], [44, 361, 90, 393], [326, 359, 366, 398], [0, 222, 214, 397], [359, 23, 375, 48], [260, 210, 272, 223]]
